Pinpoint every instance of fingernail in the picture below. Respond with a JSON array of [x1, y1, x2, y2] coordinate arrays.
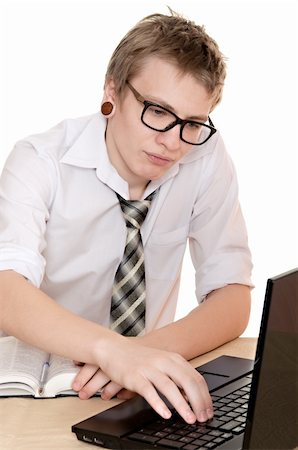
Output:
[[207, 408, 214, 419], [79, 391, 88, 400], [161, 408, 171, 419], [101, 389, 112, 401], [198, 411, 208, 422], [185, 411, 196, 424], [72, 382, 80, 391]]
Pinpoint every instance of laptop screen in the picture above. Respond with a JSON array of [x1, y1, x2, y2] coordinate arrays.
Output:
[[244, 269, 298, 449]]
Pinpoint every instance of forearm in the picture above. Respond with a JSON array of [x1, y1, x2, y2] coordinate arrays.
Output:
[[0, 270, 120, 365], [0, 270, 214, 424], [140, 284, 251, 360]]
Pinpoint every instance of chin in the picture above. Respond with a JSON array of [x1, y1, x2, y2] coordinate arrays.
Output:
[[142, 166, 167, 180], [149, 173, 163, 181]]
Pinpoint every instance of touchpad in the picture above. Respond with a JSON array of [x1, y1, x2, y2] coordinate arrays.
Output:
[[200, 373, 229, 391], [195, 355, 254, 392]]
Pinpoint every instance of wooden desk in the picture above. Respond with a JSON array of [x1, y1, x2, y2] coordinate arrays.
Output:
[[0, 338, 256, 450]]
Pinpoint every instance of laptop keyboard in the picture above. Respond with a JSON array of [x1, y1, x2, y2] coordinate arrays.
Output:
[[128, 375, 251, 449]]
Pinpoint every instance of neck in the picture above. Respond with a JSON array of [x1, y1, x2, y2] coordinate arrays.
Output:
[[129, 185, 147, 200], [105, 125, 149, 200]]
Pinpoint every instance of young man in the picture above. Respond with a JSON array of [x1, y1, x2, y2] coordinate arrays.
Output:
[[0, 12, 252, 424]]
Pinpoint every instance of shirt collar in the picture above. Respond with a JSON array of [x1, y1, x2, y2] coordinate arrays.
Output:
[[60, 114, 105, 169], [60, 112, 215, 198]]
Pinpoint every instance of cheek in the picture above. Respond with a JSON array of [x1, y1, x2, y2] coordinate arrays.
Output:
[[121, 115, 146, 145], [181, 145, 193, 157]]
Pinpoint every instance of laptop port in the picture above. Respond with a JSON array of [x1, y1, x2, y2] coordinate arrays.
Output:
[[82, 435, 93, 443]]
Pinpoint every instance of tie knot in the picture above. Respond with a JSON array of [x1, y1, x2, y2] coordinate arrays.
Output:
[[117, 192, 155, 230]]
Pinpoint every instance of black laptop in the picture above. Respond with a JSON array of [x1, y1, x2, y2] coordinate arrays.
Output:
[[72, 269, 298, 449]]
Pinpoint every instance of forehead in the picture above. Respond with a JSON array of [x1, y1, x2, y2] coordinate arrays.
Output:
[[130, 56, 213, 116]]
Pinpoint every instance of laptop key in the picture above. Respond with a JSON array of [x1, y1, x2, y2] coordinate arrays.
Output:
[[242, 386, 251, 392], [199, 434, 214, 442], [152, 420, 169, 429], [213, 437, 226, 444], [179, 436, 195, 444], [138, 427, 156, 435], [222, 432, 233, 440], [236, 415, 246, 423], [204, 442, 218, 449], [218, 398, 231, 404], [234, 406, 247, 414], [192, 438, 210, 446], [167, 433, 181, 441], [228, 401, 240, 408], [219, 420, 243, 431], [158, 438, 185, 448], [227, 411, 239, 418], [226, 393, 238, 400], [235, 398, 247, 405], [221, 405, 234, 412], [153, 431, 168, 438], [209, 430, 223, 437], [187, 431, 205, 439], [129, 432, 159, 444], [206, 419, 225, 429], [183, 445, 200, 450], [218, 415, 232, 422], [164, 426, 178, 433]]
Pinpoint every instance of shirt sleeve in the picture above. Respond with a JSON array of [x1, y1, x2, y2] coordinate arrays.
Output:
[[189, 134, 253, 301], [0, 141, 56, 286]]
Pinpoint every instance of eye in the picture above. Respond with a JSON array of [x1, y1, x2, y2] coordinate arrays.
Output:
[[186, 121, 202, 130], [147, 105, 168, 116]]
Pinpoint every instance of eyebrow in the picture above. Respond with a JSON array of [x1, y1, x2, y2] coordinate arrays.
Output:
[[145, 94, 208, 122]]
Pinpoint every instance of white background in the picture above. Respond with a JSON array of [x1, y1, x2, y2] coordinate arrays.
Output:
[[0, 0, 297, 336]]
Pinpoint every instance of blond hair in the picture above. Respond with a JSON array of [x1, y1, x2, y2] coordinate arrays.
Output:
[[105, 11, 226, 109]]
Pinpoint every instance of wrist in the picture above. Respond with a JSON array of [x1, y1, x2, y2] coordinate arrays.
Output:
[[93, 329, 127, 370]]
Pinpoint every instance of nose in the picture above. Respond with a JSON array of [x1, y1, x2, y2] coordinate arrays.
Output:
[[156, 124, 181, 151]]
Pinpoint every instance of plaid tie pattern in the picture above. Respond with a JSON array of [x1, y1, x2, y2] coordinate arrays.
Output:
[[110, 192, 155, 336]]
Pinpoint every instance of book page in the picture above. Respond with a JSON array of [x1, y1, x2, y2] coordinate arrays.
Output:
[[43, 354, 79, 396], [0, 336, 49, 395]]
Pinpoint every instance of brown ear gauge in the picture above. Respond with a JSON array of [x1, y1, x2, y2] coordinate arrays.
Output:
[[101, 102, 114, 116]]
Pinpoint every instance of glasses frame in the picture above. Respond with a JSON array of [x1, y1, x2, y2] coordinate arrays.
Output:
[[126, 82, 216, 146]]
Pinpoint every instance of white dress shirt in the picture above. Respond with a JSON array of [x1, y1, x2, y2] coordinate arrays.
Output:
[[0, 113, 253, 332]]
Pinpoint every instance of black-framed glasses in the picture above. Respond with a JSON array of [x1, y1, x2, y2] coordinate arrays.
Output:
[[127, 82, 216, 146]]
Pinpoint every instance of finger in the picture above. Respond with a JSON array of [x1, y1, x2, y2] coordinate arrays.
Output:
[[100, 381, 123, 400], [166, 358, 213, 422], [121, 375, 172, 420], [102, 374, 172, 419], [173, 372, 213, 422], [78, 369, 111, 399], [186, 375, 213, 422], [72, 364, 99, 391], [150, 372, 197, 424], [116, 389, 137, 400]]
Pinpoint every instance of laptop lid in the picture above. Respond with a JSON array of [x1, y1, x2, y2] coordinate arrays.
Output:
[[243, 268, 298, 449]]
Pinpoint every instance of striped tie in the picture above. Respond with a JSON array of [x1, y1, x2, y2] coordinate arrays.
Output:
[[110, 192, 155, 336]]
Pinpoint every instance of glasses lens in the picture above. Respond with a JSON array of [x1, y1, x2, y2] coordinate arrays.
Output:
[[182, 122, 212, 145], [142, 103, 214, 145], [143, 104, 177, 131]]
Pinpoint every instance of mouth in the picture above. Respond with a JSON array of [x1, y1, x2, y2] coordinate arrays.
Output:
[[145, 152, 173, 167]]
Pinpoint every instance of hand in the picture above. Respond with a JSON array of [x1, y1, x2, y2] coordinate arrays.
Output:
[[72, 362, 138, 400], [72, 363, 111, 399], [95, 335, 214, 424]]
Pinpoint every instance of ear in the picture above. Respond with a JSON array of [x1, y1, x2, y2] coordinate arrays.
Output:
[[103, 78, 117, 104], [101, 78, 117, 118]]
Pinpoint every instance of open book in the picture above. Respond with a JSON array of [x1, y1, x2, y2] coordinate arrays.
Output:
[[0, 336, 81, 397]]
